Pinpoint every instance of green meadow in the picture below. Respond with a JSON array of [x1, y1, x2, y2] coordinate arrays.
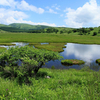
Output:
[[0, 33, 100, 44], [0, 24, 100, 100]]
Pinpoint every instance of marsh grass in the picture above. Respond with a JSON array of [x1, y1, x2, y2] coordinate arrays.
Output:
[[61, 59, 85, 65], [29, 43, 66, 52], [0, 67, 100, 100], [0, 43, 16, 46]]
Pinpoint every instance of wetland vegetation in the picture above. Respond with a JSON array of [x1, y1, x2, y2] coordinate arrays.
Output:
[[0, 23, 100, 99], [61, 59, 85, 65]]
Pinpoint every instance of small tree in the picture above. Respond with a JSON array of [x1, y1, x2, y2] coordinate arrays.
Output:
[[60, 30, 63, 34], [0, 46, 63, 78], [55, 29, 59, 34], [67, 30, 72, 34], [92, 32, 97, 36]]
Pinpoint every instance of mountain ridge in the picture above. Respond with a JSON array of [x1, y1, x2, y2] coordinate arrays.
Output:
[[9, 23, 51, 30]]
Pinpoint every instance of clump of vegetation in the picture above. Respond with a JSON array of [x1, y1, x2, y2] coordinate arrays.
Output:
[[0, 47, 6, 54], [92, 32, 97, 36], [29, 43, 66, 52], [96, 59, 100, 64], [61, 59, 85, 65], [0, 46, 63, 83], [51, 65, 55, 69]]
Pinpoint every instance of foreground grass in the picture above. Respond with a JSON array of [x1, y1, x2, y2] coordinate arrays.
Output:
[[0, 33, 100, 44], [0, 67, 100, 100]]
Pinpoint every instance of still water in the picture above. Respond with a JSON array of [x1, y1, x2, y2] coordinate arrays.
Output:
[[42, 43, 100, 71], [0, 42, 100, 71]]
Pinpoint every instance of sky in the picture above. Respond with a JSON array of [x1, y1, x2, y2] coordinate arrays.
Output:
[[0, 0, 100, 28]]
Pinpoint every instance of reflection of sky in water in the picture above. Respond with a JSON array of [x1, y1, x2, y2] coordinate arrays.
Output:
[[43, 43, 100, 71], [61, 43, 100, 65], [0, 42, 29, 49]]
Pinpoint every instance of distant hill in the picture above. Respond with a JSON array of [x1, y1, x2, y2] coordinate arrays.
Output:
[[0, 24, 10, 27], [0, 23, 51, 32], [9, 23, 50, 30]]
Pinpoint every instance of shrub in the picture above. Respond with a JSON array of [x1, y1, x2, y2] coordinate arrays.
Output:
[[67, 30, 72, 34], [98, 30, 100, 34], [88, 32, 90, 35], [78, 32, 83, 35], [89, 27, 94, 31], [0, 46, 63, 79], [92, 32, 97, 36], [51, 65, 55, 69], [96, 59, 100, 64]]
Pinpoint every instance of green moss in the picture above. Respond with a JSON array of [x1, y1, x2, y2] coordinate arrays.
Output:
[[96, 59, 100, 64], [61, 59, 85, 65]]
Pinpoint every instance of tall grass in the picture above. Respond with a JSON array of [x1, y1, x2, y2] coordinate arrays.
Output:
[[0, 67, 100, 100]]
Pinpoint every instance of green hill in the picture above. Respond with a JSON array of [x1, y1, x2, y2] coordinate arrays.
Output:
[[0, 24, 10, 27], [9, 23, 50, 30]]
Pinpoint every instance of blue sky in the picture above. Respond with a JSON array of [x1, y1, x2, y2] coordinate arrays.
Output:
[[0, 0, 100, 28]]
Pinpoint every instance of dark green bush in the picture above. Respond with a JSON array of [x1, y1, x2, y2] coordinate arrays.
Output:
[[92, 32, 97, 36], [78, 32, 83, 35]]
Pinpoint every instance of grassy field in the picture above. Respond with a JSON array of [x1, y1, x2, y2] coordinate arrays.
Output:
[[0, 32, 100, 100], [0, 68, 100, 100], [0, 33, 100, 44]]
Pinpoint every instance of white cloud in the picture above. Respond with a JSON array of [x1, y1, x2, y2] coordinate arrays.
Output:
[[0, 8, 28, 24], [0, 0, 56, 26], [48, 9, 58, 14], [0, 0, 57, 26], [46, 5, 59, 14], [17, 0, 44, 14], [64, 0, 100, 28], [0, 0, 17, 7], [0, 8, 56, 26], [60, 14, 64, 17], [52, 4, 60, 10], [0, 0, 44, 14]]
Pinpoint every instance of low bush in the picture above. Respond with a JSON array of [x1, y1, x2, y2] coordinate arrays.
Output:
[[96, 59, 100, 64], [92, 32, 97, 36]]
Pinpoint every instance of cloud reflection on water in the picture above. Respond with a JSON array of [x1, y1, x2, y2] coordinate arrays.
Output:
[[62, 43, 100, 65]]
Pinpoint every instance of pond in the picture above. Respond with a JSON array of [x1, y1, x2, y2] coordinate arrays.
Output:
[[0, 42, 100, 71], [42, 43, 100, 71], [0, 42, 29, 49]]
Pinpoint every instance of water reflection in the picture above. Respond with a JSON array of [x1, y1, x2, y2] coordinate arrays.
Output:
[[0, 42, 100, 71], [43, 43, 100, 71], [12, 42, 29, 47], [0, 42, 29, 49], [41, 43, 49, 45], [62, 43, 100, 65]]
